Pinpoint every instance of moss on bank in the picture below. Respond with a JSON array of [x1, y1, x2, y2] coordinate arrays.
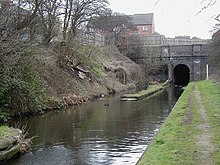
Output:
[[121, 85, 163, 101], [0, 126, 9, 137], [121, 80, 170, 101], [137, 80, 220, 165]]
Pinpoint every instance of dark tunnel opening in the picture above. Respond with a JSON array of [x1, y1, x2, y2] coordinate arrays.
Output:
[[174, 64, 190, 86]]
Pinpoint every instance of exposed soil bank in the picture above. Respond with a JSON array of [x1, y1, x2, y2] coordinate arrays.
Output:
[[137, 80, 220, 165]]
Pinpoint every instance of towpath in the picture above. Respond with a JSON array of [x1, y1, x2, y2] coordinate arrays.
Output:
[[194, 84, 215, 165]]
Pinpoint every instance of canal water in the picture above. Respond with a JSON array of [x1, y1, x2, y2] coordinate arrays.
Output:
[[8, 86, 183, 165]]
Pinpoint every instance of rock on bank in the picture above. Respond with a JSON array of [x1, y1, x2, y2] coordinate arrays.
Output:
[[0, 127, 22, 164]]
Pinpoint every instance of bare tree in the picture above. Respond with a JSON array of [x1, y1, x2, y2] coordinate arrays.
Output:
[[212, 14, 220, 32], [197, 0, 220, 32], [38, 0, 62, 44], [142, 46, 163, 76], [62, 0, 73, 41], [89, 12, 136, 45], [197, 0, 218, 15], [209, 30, 220, 80], [0, 0, 43, 40], [117, 34, 143, 60], [68, 0, 109, 39]]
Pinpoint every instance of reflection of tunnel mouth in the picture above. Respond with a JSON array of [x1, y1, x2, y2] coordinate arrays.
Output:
[[174, 64, 190, 86]]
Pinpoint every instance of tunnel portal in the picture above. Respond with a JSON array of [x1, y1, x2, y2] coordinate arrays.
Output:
[[173, 64, 190, 86]]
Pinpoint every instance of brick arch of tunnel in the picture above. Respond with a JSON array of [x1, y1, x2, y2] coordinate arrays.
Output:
[[173, 64, 190, 86]]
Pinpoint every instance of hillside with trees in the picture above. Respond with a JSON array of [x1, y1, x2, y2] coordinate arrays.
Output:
[[0, 0, 146, 121]]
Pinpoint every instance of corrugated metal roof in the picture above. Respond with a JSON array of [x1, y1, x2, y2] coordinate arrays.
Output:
[[131, 13, 154, 25]]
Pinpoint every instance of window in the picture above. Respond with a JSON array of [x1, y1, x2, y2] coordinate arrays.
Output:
[[142, 26, 148, 32]]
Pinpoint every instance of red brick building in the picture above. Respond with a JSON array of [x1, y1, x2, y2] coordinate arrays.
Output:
[[131, 13, 155, 36]]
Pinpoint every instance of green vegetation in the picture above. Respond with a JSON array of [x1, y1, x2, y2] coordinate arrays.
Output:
[[137, 83, 199, 164], [121, 84, 164, 101], [137, 80, 220, 165], [121, 80, 170, 101], [198, 81, 220, 164], [0, 41, 144, 121], [0, 42, 47, 121], [69, 43, 107, 77], [0, 42, 106, 120], [0, 126, 9, 137]]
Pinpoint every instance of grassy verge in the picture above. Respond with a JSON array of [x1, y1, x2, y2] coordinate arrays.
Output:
[[136, 81, 215, 165], [121, 85, 163, 101], [121, 81, 170, 101], [197, 80, 220, 164]]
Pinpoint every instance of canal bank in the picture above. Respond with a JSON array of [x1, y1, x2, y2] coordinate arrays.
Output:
[[0, 43, 145, 122], [137, 80, 220, 165]]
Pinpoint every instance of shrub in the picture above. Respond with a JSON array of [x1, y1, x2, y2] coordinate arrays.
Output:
[[0, 42, 46, 117]]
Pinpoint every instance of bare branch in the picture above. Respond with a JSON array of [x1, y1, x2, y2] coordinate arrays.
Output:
[[196, 0, 217, 15]]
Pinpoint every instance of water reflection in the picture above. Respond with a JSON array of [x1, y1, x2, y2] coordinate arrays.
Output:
[[8, 86, 181, 165]]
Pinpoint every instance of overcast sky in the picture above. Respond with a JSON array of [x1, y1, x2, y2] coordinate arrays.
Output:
[[107, 0, 220, 39]]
